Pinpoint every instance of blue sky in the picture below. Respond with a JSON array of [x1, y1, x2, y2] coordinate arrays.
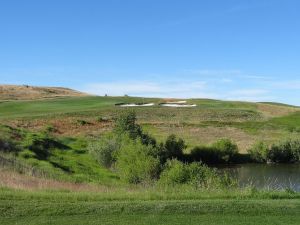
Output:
[[1, 0, 300, 105]]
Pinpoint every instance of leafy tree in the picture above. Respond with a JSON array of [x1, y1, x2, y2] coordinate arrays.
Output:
[[114, 111, 156, 146], [114, 111, 141, 139]]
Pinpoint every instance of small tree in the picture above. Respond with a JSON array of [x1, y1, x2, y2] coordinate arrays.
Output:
[[114, 111, 156, 146], [114, 111, 141, 139], [88, 133, 120, 168], [161, 134, 185, 161]]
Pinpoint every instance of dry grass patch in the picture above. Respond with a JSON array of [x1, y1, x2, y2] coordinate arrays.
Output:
[[0, 84, 89, 100], [0, 169, 110, 192], [257, 103, 299, 118]]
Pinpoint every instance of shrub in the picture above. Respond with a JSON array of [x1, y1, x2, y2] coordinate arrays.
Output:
[[160, 134, 185, 162], [116, 137, 160, 184], [291, 140, 300, 160], [114, 111, 156, 146], [267, 140, 300, 163], [0, 137, 18, 153], [159, 159, 224, 189], [190, 146, 219, 164], [76, 120, 90, 126], [248, 140, 300, 163], [190, 139, 238, 164], [212, 139, 238, 163], [114, 111, 141, 139], [88, 134, 120, 168], [247, 141, 268, 162], [159, 159, 188, 185], [44, 125, 57, 133]]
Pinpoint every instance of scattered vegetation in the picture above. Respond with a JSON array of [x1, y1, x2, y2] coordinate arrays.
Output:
[[248, 139, 300, 163], [190, 139, 239, 164]]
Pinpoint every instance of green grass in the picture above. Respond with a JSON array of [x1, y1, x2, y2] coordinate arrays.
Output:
[[0, 188, 300, 225], [0, 96, 260, 120], [0, 96, 300, 152], [0, 124, 120, 185]]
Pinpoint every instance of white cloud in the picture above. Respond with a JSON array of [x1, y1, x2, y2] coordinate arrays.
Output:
[[229, 89, 269, 96], [225, 89, 273, 102], [80, 80, 216, 99], [186, 69, 242, 76], [271, 80, 300, 90]]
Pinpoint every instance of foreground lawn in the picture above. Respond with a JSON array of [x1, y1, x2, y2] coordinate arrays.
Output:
[[1, 189, 300, 225], [3, 214, 300, 225]]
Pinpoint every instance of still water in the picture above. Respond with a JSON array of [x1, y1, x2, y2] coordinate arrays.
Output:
[[218, 163, 300, 191]]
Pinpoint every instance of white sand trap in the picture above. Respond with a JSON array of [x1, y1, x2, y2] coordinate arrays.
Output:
[[166, 100, 187, 104], [119, 103, 155, 107], [160, 103, 197, 108]]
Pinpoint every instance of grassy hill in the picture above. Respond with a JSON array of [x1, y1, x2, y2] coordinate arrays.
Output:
[[1, 87, 300, 225], [0, 84, 89, 100], [0, 94, 299, 153]]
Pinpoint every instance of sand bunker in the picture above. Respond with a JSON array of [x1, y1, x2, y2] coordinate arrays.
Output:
[[160, 103, 197, 108], [116, 103, 155, 107]]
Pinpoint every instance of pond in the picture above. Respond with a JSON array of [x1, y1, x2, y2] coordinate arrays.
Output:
[[218, 163, 300, 191]]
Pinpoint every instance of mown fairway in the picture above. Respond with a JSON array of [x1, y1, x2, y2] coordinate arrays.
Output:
[[1, 189, 300, 225]]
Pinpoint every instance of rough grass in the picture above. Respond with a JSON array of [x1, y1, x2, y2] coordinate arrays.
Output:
[[1, 96, 300, 152]]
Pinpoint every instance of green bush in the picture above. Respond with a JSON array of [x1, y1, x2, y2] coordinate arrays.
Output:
[[190, 146, 218, 164], [159, 159, 224, 189], [88, 133, 120, 168], [268, 140, 300, 163], [247, 141, 268, 162], [212, 139, 238, 163], [114, 111, 156, 146], [190, 139, 238, 164], [0, 137, 18, 153], [248, 140, 300, 163], [160, 134, 185, 162], [116, 137, 161, 184], [76, 120, 90, 126], [114, 111, 141, 139]]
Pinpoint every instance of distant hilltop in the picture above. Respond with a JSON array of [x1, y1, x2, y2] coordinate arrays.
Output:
[[0, 84, 90, 100]]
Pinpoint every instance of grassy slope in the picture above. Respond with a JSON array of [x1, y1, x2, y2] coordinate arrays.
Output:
[[0, 84, 89, 100], [1, 189, 300, 225], [0, 96, 299, 152], [0, 125, 120, 186], [1, 96, 300, 224]]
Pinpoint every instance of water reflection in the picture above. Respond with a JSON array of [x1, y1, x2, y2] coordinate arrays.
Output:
[[217, 164, 300, 191]]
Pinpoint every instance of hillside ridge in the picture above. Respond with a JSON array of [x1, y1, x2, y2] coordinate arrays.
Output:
[[0, 84, 90, 100]]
